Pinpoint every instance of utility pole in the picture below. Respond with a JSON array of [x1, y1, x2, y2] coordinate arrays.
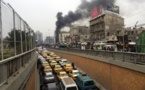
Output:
[[134, 21, 138, 52]]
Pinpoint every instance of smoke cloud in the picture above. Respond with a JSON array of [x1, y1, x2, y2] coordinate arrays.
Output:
[[55, 0, 115, 43]]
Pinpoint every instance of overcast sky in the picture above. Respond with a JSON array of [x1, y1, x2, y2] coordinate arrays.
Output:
[[3, 0, 145, 39]]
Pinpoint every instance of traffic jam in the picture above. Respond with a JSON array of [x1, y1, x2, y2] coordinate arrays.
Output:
[[36, 48, 99, 90]]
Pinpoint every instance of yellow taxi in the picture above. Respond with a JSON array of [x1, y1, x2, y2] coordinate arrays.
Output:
[[63, 64, 74, 72], [50, 60, 58, 68], [43, 66, 52, 73], [42, 61, 50, 68], [57, 71, 69, 81], [54, 56, 61, 63], [54, 65, 63, 73], [49, 52, 55, 57], [42, 53, 48, 58], [69, 70, 80, 79]]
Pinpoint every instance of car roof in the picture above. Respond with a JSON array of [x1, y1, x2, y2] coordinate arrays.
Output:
[[61, 77, 77, 86], [45, 72, 53, 75], [73, 70, 79, 72], [78, 74, 93, 81]]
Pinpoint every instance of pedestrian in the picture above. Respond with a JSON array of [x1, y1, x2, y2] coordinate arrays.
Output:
[[72, 62, 75, 69]]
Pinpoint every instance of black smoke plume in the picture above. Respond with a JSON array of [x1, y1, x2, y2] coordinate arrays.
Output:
[[55, 0, 115, 43]]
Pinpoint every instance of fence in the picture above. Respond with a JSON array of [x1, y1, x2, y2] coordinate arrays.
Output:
[[51, 48, 145, 65], [0, 1, 35, 61], [0, 0, 36, 87]]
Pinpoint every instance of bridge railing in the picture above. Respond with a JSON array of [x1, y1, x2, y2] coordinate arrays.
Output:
[[0, 0, 36, 87], [51, 48, 145, 65], [0, 49, 36, 86]]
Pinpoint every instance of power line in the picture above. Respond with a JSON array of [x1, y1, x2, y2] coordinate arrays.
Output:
[[125, 9, 145, 19]]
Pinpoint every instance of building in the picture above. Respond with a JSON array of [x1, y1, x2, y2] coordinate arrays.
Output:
[[59, 31, 70, 43], [70, 26, 90, 43], [35, 31, 43, 45], [90, 4, 124, 42], [44, 36, 55, 45]]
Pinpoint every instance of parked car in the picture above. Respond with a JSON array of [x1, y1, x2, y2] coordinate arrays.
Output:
[[60, 77, 78, 90], [43, 72, 55, 84], [69, 70, 80, 79], [63, 64, 74, 72], [75, 74, 97, 90], [54, 65, 63, 74], [57, 71, 69, 81]]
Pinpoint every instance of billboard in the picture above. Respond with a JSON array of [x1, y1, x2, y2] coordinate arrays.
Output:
[[106, 4, 119, 14], [91, 5, 104, 19], [91, 4, 119, 19]]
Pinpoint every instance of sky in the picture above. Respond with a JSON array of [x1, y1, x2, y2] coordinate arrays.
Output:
[[3, 0, 145, 40]]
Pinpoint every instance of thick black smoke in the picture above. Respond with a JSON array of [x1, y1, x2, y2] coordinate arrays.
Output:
[[55, 0, 115, 43]]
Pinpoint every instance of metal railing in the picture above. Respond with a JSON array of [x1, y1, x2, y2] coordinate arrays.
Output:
[[51, 48, 145, 65], [0, 49, 36, 86]]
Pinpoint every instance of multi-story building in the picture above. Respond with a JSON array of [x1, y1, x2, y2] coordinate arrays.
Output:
[[44, 36, 55, 45], [59, 31, 70, 43], [90, 4, 124, 42], [35, 31, 43, 45], [70, 26, 90, 43], [90, 11, 124, 42]]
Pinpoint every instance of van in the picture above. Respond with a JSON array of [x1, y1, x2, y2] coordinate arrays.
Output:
[[75, 74, 97, 90], [60, 77, 78, 90]]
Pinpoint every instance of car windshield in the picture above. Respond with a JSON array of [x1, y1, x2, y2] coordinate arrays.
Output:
[[45, 67, 51, 69], [73, 72, 79, 75], [46, 74, 53, 78], [67, 87, 77, 90], [60, 73, 67, 77], [55, 66, 61, 68], [84, 81, 94, 86]]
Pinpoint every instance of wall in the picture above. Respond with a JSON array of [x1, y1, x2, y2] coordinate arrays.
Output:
[[54, 51, 145, 90]]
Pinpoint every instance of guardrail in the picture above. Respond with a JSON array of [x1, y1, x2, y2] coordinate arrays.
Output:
[[0, 49, 36, 86], [50, 48, 145, 65]]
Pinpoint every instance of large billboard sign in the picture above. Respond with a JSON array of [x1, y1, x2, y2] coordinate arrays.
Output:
[[91, 5, 103, 19], [91, 4, 119, 19], [107, 4, 119, 14]]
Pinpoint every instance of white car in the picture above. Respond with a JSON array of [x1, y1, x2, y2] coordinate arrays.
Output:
[[59, 59, 68, 66], [44, 72, 55, 84]]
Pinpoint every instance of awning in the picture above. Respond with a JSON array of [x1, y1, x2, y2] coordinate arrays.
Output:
[[81, 42, 87, 45]]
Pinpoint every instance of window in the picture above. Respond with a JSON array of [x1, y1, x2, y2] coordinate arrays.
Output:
[[84, 81, 94, 86], [67, 87, 77, 90]]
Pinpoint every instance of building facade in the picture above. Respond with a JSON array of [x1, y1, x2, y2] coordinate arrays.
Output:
[[44, 36, 55, 45], [70, 26, 90, 43], [90, 11, 124, 42], [35, 31, 43, 45], [59, 31, 70, 43]]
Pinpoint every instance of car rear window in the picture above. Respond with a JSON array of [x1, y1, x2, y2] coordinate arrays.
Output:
[[67, 87, 77, 90], [84, 81, 94, 86]]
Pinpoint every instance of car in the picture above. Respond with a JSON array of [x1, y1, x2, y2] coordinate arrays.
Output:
[[63, 64, 74, 72], [60, 77, 78, 90], [75, 74, 97, 90], [42, 61, 50, 68], [57, 71, 69, 81], [59, 59, 68, 66], [69, 70, 80, 79], [42, 83, 59, 90], [42, 53, 48, 58], [43, 66, 52, 73], [43, 72, 55, 84], [54, 65, 63, 73], [54, 56, 61, 62], [50, 60, 58, 68]]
